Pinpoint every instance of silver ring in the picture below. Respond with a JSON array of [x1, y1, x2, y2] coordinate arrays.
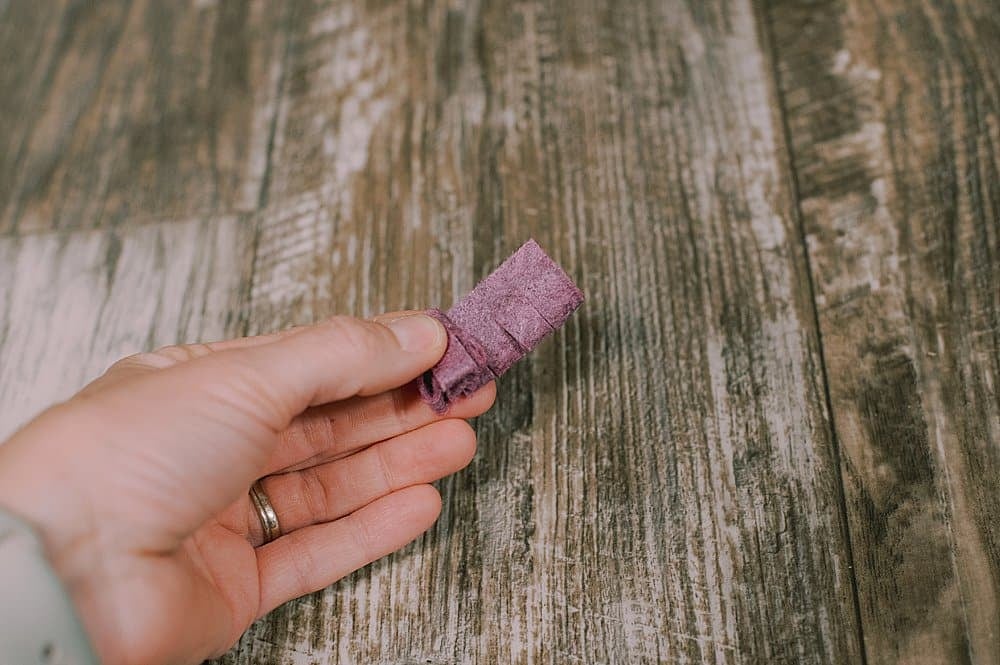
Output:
[[249, 479, 282, 544]]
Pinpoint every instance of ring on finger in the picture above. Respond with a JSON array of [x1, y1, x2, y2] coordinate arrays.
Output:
[[249, 479, 282, 545]]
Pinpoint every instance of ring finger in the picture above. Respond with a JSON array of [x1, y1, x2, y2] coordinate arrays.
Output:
[[244, 418, 476, 546]]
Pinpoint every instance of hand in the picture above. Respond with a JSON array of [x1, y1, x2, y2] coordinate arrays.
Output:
[[0, 312, 495, 665]]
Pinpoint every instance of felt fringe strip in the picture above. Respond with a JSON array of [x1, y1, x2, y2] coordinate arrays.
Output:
[[418, 239, 585, 413]]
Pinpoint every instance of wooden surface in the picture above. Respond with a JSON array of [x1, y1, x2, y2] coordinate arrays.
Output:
[[0, 1, 997, 663]]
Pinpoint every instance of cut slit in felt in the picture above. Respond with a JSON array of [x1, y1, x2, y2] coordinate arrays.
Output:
[[418, 239, 585, 413]]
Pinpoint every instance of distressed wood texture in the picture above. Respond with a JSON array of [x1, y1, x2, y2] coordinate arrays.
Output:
[[766, 1, 1000, 663], [0, 0, 285, 234], [0, 0, 997, 664], [220, 0, 861, 661], [0, 218, 253, 441]]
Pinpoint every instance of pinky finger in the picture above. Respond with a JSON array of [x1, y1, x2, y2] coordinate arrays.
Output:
[[254, 484, 442, 616]]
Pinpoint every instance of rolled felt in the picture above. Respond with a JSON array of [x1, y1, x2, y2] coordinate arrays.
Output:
[[418, 239, 584, 412]]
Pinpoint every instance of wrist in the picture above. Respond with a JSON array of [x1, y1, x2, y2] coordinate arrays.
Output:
[[0, 407, 95, 574], [0, 508, 100, 664], [0, 422, 109, 662]]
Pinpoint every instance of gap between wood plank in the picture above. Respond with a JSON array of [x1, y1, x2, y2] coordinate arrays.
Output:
[[755, 2, 870, 663]]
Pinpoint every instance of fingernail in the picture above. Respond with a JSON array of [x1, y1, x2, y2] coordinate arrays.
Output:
[[388, 314, 443, 352]]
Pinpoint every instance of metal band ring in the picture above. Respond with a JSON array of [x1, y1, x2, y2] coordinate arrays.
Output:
[[249, 479, 282, 545]]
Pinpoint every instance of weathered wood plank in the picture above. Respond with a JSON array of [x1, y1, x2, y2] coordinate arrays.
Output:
[[0, 0, 286, 235], [217, 1, 863, 663], [766, 0, 1000, 662], [0, 217, 254, 441]]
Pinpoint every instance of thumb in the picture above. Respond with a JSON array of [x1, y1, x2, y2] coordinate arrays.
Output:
[[162, 312, 448, 430]]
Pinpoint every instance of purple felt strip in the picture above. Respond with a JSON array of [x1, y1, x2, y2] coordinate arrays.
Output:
[[419, 309, 496, 413], [418, 239, 584, 413]]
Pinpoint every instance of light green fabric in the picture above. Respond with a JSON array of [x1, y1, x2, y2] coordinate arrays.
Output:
[[0, 509, 99, 665]]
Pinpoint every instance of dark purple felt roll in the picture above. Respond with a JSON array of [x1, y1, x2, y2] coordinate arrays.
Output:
[[418, 239, 585, 413]]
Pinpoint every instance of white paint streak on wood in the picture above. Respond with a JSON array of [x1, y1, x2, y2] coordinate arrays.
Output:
[[0, 218, 251, 441], [7, 0, 995, 662], [1, 3, 287, 233]]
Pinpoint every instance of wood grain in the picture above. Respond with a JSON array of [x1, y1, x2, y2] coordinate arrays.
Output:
[[1, 0, 998, 663], [0, 0, 286, 235], [219, 0, 861, 662], [0, 218, 253, 441], [766, 0, 1000, 662]]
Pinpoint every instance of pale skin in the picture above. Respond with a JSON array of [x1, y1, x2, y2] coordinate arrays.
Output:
[[0, 311, 496, 665]]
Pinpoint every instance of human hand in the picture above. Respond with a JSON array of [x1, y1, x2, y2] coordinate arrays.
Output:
[[0, 312, 495, 665]]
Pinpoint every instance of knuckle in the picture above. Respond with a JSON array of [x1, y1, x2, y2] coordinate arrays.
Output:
[[347, 513, 377, 561], [288, 534, 318, 595], [153, 344, 197, 363], [373, 443, 396, 493], [317, 316, 386, 358], [111, 351, 168, 370], [124, 343, 213, 369], [299, 468, 331, 524], [223, 361, 300, 431], [389, 387, 415, 427]]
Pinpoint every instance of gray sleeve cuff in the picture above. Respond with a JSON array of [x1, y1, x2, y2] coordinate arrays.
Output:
[[0, 509, 100, 665]]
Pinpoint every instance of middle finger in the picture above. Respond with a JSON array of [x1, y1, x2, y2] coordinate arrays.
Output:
[[263, 380, 495, 475]]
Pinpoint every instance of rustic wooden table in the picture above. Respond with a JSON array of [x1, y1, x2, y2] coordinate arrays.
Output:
[[1, 1, 998, 663]]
